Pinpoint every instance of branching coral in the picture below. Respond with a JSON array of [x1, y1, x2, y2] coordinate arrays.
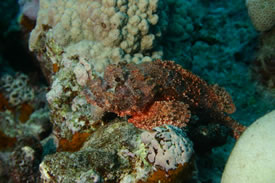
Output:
[[84, 60, 245, 139]]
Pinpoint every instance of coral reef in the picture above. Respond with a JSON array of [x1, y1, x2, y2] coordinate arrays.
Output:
[[0, 72, 51, 153], [29, 0, 166, 53], [140, 125, 195, 183], [251, 26, 275, 94], [27, 0, 259, 158], [163, 0, 257, 69], [45, 64, 106, 147], [29, 0, 168, 82], [245, 0, 275, 95], [0, 72, 34, 107], [0, 109, 51, 150], [9, 136, 43, 183], [40, 148, 115, 182], [1, 0, 271, 182], [27, 0, 169, 143], [0, 71, 51, 183], [0, 136, 44, 183], [246, 0, 275, 32], [84, 60, 245, 139], [40, 120, 195, 183]]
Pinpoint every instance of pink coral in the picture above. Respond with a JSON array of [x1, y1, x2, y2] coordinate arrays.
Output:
[[84, 60, 245, 139]]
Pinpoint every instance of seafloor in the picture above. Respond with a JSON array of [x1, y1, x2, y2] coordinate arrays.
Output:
[[0, 0, 274, 182]]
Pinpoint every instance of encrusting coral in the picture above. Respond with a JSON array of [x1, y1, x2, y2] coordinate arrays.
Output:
[[84, 60, 246, 139]]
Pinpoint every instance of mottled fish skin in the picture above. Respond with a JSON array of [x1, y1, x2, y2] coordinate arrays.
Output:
[[84, 60, 246, 139]]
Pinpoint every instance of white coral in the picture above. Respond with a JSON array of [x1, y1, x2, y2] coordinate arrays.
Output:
[[29, 0, 166, 57]]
